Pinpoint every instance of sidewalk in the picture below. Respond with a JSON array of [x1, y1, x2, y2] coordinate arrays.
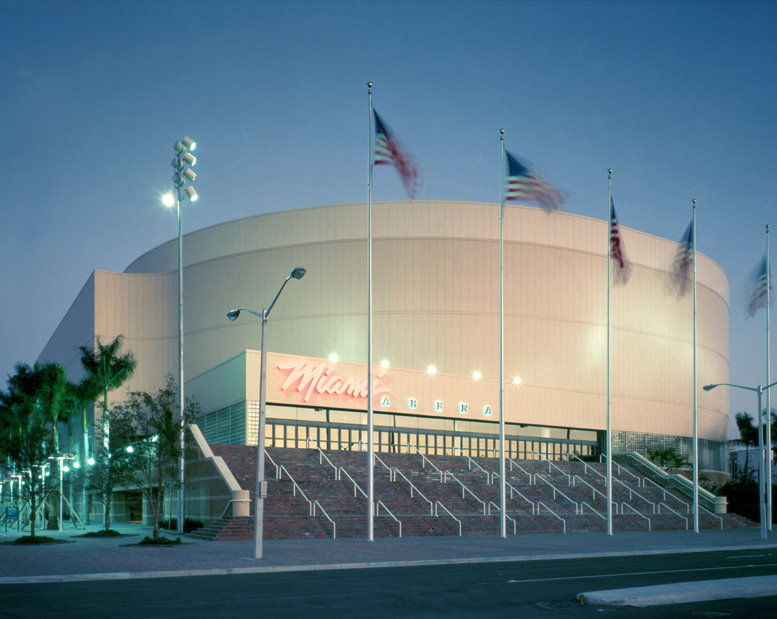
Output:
[[2, 523, 777, 587]]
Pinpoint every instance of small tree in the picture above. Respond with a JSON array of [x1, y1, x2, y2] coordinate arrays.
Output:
[[112, 375, 199, 542], [78, 335, 136, 530], [647, 446, 686, 469], [0, 364, 53, 538]]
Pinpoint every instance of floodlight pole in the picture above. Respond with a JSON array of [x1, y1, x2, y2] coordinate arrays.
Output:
[[166, 137, 197, 534]]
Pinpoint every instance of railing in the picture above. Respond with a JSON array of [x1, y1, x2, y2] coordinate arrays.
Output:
[[658, 502, 689, 530], [572, 475, 609, 503], [317, 448, 340, 479], [612, 477, 657, 513], [434, 501, 462, 536], [567, 452, 605, 481], [376, 500, 402, 538], [487, 501, 517, 534], [621, 502, 651, 531], [312, 500, 337, 539], [373, 452, 393, 477], [492, 475, 536, 514], [642, 477, 689, 513], [219, 497, 252, 521], [580, 501, 607, 520], [537, 501, 566, 533], [534, 474, 578, 512], [700, 503, 724, 530], [443, 471, 487, 514], [466, 457, 492, 483], [507, 458, 533, 484], [599, 453, 641, 486], [392, 468, 434, 515], [339, 466, 368, 499], [407, 442, 444, 480], [532, 450, 571, 483]]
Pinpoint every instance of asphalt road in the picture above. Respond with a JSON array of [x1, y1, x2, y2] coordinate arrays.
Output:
[[2, 548, 776, 617]]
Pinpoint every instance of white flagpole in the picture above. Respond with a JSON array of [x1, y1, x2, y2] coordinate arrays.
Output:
[[766, 223, 772, 531], [367, 81, 375, 542], [606, 169, 613, 536], [498, 130, 507, 539], [692, 199, 699, 533]]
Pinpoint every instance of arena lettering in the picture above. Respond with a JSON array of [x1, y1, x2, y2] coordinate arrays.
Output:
[[276, 358, 390, 403]]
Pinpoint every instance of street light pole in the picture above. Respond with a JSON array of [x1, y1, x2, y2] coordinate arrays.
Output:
[[227, 266, 306, 560], [704, 380, 777, 539], [163, 137, 197, 535]]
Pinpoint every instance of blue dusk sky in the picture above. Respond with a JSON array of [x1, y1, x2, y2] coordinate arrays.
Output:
[[1, 0, 775, 437]]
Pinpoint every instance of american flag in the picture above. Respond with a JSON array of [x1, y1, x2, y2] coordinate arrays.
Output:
[[504, 151, 563, 210], [671, 220, 694, 296], [609, 197, 629, 281], [373, 110, 420, 199], [747, 256, 772, 317]]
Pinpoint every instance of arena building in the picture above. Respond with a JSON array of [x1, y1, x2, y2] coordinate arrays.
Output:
[[37, 201, 730, 521]]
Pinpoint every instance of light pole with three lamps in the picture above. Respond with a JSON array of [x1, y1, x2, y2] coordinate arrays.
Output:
[[226, 266, 306, 559], [704, 380, 777, 539], [162, 136, 197, 534]]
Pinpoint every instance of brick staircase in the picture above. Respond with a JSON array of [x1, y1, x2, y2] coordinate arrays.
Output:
[[188, 445, 754, 541]]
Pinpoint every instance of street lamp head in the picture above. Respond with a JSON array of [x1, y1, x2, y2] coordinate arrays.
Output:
[[226, 309, 241, 321], [703, 384, 717, 391], [291, 266, 306, 280]]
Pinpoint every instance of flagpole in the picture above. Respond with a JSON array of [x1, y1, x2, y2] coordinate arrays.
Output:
[[606, 169, 613, 536], [498, 130, 507, 539], [766, 223, 772, 531], [692, 199, 699, 534], [366, 81, 375, 542]]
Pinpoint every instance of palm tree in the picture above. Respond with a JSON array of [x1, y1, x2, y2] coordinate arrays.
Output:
[[78, 335, 136, 530], [0, 363, 51, 538]]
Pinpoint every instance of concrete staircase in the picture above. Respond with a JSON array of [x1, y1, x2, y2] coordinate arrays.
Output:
[[188, 445, 752, 541]]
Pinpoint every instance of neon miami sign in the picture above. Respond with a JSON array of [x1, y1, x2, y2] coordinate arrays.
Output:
[[276, 358, 390, 403]]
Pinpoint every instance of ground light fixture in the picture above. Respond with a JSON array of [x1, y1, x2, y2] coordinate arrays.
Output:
[[703, 380, 777, 539], [164, 135, 198, 534], [226, 266, 307, 559]]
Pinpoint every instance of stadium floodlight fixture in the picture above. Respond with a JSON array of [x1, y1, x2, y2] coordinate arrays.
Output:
[[185, 186, 198, 201]]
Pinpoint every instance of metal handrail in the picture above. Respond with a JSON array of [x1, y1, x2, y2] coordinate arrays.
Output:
[[567, 452, 605, 481], [219, 497, 252, 521], [376, 500, 402, 538], [492, 474, 536, 514], [537, 501, 566, 533], [534, 474, 579, 512], [393, 468, 434, 514], [621, 502, 652, 531], [339, 466, 368, 500], [467, 457, 492, 483], [572, 474, 608, 502], [612, 477, 657, 513], [312, 500, 336, 539], [507, 458, 533, 484], [317, 448, 339, 479], [443, 471, 486, 514], [599, 453, 641, 486], [642, 477, 689, 512], [434, 501, 462, 536], [487, 501, 517, 534], [699, 503, 724, 530], [278, 464, 313, 507], [580, 501, 607, 519], [265, 449, 279, 476], [407, 442, 444, 479], [658, 502, 689, 530], [373, 452, 393, 476]]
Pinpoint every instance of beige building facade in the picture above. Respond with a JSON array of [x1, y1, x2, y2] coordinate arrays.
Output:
[[39, 201, 730, 473]]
